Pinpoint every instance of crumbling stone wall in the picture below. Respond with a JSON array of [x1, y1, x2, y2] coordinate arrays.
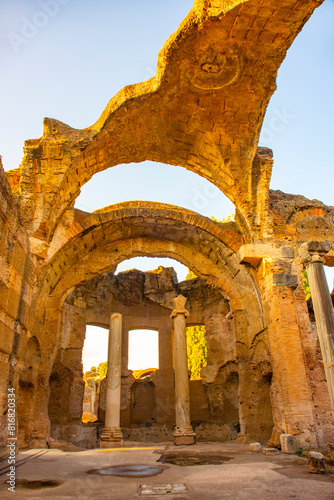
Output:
[[0, 160, 36, 456], [1, 158, 334, 450], [59, 268, 239, 443], [55, 267, 295, 445]]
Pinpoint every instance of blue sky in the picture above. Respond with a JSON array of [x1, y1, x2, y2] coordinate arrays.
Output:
[[1, 1, 333, 369], [1, 1, 333, 214]]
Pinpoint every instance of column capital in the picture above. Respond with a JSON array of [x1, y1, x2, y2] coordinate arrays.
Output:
[[110, 312, 122, 320], [171, 295, 189, 319], [299, 241, 333, 266]]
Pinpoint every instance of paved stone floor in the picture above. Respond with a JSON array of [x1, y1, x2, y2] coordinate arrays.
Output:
[[1, 442, 334, 499]]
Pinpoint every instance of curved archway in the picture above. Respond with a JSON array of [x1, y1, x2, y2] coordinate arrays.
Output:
[[35, 202, 264, 347], [15, 0, 320, 242], [30, 201, 266, 447], [74, 161, 235, 219]]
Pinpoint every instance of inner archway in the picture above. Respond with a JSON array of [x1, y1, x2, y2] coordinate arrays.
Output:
[[38, 202, 269, 448], [75, 161, 235, 220]]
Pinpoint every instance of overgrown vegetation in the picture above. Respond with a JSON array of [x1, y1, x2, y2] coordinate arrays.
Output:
[[185, 269, 207, 380], [211, 214, 235, 223], [186, 324, 207, 380], [84, 361, 108, 382], [186, 269, 197, 280], [301, 269, 311, 301]]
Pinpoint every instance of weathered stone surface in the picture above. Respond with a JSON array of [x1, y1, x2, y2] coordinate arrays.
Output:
[[250, 443, 262, 452], [47, 437, 85, 452], [307, 451, 326, 474], [280, 434, 298, 454], [263, 448, 280, 456], [1, 1, 334, 456]]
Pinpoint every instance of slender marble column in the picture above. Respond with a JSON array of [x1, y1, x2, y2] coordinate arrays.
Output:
[[300, 241, 334, 411], [171, 295, 196, 445], [100, 313, 123, 444]]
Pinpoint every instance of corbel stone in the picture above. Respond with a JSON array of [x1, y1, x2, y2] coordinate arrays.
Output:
[[238, 244, 294, 268]]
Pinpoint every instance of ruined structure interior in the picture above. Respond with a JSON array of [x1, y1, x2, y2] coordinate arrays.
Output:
[[1, 0, 334, 458]]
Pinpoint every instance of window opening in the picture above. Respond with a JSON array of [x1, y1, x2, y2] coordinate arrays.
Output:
[[128, 329, 159, 374]]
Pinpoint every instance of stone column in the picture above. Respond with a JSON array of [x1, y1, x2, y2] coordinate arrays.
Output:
[[100, 313, 123, 446], [171, 295, 196, 445], [300, 241, 334, 411]]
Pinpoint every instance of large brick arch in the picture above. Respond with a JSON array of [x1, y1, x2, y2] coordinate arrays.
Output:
[[14, 0, 323, 241], [36, 202, 264, 340], [2, 0, 333, 455]]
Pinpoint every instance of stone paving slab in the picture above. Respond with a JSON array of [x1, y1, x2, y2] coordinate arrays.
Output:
[[0, 443, 334, 499]]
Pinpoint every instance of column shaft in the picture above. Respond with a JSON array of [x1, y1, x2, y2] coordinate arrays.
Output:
[[100, 313, 123, 444], [174, 313, 191, 429], [306, 260, 334, 410], [171, 295, 195, 445]]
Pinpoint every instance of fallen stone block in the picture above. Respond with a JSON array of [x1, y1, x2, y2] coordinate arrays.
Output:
[[280, 433, 298, 454], [250, 442, 262, 452], [263, 448, 280, 455], [308, 451, 326, 474]]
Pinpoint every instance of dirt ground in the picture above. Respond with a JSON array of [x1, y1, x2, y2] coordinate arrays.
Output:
[[1, 442, 334, 499]]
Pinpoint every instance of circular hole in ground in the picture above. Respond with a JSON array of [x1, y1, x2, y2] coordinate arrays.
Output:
[[87, 464, 168, 477]]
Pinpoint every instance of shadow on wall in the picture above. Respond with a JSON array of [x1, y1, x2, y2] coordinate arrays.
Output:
[[18, 337, 41, 449]]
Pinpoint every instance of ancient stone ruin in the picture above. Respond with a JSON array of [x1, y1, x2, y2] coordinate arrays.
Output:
[[1, 0, 334, 456]]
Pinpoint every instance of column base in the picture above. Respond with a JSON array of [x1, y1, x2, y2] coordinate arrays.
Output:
[[100, 427, 123, 447], [173, 426, 196, 446]]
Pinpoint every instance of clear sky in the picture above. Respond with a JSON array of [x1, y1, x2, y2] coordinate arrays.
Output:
[[1, 1, 333, 370]]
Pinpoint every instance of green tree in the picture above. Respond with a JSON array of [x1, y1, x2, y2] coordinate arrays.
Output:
[[186, 269, 197, 280], [301, 269, 311, 301], [186, 325, 207, 380], [97, 361, 108, 378], [185, 270, 207, 379], [211, 214, 235, 223]]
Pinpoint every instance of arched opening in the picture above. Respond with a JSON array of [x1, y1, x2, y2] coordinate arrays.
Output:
[[1, 0, 333, 456], [75, 161, 235, 220], [39, 204, 269, 447], [41, 203, 256, 329]]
